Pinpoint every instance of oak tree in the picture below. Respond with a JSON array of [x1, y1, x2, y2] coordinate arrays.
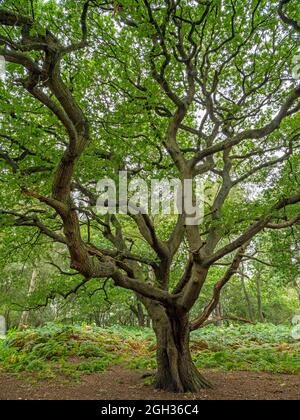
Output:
[[0, 0, 300, 391]]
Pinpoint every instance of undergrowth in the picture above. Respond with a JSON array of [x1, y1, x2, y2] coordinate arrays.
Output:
[[0, 323, 299, 381]]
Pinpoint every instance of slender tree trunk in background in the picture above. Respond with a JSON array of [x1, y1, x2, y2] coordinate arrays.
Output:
[[93, 311, 100, 327], [293, 280, 300, 306], [121, 311, 136, 327], [4, 309, 10, 330], [137, 302, 145, 327], [147, 303, 211, 392], [214, 302, 223, 325], [240, 265, 254, 322], [19, 267, 38, 330], [146, 316, 151, 328], [130, 302, 146, 327], [256, 270, 265, 323]]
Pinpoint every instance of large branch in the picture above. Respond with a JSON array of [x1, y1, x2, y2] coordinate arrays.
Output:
[[267, 214, 300, 229], [0, 9, 33, 26], [191, 85, 300, 166], [0, 10, 95, 278], [112, 272, 175, 305], [0, 209, 66, 244], [131, 213, 169, 260], [203, 193, 300, 266], [190, 243, 249, 331], [61, 1, 90, 53], [198, 316, 254, 328], [232, 143, 294, 186]]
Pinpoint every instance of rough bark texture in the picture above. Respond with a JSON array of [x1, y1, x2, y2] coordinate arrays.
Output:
[[149, 303, 212, 392]]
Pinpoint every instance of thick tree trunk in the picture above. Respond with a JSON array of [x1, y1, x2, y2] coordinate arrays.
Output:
[[150, 304, 212, 392]]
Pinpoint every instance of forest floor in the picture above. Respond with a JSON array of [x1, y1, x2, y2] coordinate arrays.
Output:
[[0, 365, 300, 400], [1, 324, 300, 400]]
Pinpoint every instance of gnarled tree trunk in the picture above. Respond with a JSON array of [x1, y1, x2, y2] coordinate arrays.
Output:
[[149, 303, 211, 393]]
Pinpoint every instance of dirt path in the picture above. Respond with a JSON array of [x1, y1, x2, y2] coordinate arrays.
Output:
[[0, 366, 299, 400]]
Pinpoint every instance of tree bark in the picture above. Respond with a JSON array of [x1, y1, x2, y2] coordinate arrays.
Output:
[[149, 303, 212, 392]]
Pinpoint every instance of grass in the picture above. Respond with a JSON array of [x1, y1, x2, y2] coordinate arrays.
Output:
[[0, 323, 299, 381]]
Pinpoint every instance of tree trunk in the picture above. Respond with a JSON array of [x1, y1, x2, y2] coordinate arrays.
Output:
[[19, 267, 38, 330], [256, 271, 265, 323], [293, 280, 300, 306], [240, 265, 254, 322], [150, 303, 212, 392], [4, 309, 10, 330], [214, 302, 223, 326], [130, 302, 145, 327]]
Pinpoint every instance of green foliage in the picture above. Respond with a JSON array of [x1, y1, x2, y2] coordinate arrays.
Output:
[[194, 348, 300, 374], [0, 323, 155, 380], [191, 324, 300, 374], [191, 323, 296, 349], [0, 323, 299, 381]]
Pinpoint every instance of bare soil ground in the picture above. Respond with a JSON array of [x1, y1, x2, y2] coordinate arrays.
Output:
[[0, 366, 299, 400]]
